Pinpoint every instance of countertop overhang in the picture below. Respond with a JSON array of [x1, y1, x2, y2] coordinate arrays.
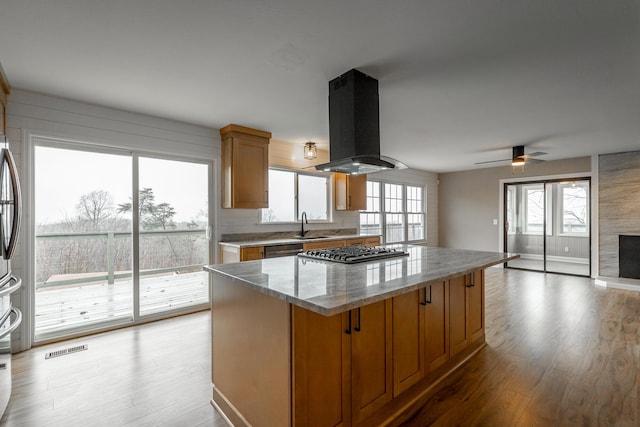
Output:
[[205, 245, 519, 316]]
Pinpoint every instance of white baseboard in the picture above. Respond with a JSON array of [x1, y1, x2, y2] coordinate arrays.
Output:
[[516, 254, 589, 264], [595, 276, 640, 292]]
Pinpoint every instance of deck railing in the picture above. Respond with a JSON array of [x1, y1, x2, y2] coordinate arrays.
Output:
[[36, 229, 207, 289]]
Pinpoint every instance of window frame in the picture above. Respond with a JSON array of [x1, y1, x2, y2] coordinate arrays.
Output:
[[259, 167, 331, 224], [557, 181, 589, 237], [360, 179, 426, 244]]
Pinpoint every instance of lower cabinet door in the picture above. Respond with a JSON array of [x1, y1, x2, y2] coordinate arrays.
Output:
[[468, 270, 485, 342], [449, 275, 469, 357], [392, 290, 425, 396], [424, 280, 449, 372], [292, 307, 351, 427], [351, 299, 393, 424]]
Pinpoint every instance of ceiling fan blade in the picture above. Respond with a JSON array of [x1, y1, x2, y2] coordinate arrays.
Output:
[[525, 158, 545, 163], [474, 158, 510, 165], [524, 151, 547, 158]]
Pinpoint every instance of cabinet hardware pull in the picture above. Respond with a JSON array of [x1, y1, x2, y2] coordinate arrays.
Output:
[[345, 311, 352, 334], [466, 273, 475, 288], [354, 308, 361, 332], [420, 285, 432, 305]]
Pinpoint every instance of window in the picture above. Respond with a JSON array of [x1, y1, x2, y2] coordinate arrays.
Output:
[[560, 182, 588, 235], [360, 181, 425, 244], [261, 168, 328, 223]]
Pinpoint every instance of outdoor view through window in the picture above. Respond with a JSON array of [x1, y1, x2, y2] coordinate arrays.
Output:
[[34, 144, 210, 340]]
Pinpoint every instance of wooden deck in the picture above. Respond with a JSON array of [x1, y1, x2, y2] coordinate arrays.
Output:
[[35, 271, 209, 337]]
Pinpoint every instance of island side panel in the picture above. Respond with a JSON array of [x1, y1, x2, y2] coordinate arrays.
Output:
[[211, 275, 291, 427]]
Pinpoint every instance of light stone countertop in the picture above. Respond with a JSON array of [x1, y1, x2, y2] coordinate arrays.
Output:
[[218, 234, 372, 248], [204, 245, 519, 316]]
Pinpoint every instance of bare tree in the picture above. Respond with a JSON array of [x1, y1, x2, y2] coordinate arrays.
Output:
[[76, 190, 114, 229]]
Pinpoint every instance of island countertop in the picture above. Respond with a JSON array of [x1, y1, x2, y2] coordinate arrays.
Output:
[[204, 245, 518, 316]]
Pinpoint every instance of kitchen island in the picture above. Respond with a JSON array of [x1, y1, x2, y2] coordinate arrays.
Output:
[[204, 245, 517, 426]]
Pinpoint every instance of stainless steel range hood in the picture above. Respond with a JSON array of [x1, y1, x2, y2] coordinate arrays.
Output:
[[315, 69, 406, 174]]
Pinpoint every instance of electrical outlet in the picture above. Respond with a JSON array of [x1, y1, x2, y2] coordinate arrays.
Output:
[[564, 247, 569, 252], [493, 219, 498, 225]]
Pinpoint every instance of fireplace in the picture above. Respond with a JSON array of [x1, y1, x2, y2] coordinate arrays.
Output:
[[619, 235, 640, 279]]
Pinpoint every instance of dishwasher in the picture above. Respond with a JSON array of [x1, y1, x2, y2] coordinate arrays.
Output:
[[263, 243, 303, 258]]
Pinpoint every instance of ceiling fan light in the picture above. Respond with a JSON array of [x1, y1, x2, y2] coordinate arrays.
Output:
[[511, 158, 526, 166]]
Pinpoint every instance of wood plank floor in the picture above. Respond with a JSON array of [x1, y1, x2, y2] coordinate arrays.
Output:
[[2, 268, 638, 426], [1, 311, 226, 427]]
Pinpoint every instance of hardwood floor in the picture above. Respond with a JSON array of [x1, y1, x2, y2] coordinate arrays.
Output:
[[1, 311, 226, 427], [2, 268, 638, 426]]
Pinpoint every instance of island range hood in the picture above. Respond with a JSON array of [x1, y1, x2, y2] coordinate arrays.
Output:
[[315, 69, 406, 175]]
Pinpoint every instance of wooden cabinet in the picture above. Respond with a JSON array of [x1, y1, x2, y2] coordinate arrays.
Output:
[[213, 267, 487, 426], [303, 239, 345, 251], [220, 124, 270, 209], [292, 300, 393, 426], [345, 236, 380, 247], [392, 274, 482, 398], [335, 173, 367, 211], [220, 245, 264, 263]]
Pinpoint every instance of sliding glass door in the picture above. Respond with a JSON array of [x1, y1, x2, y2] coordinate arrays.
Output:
[[137, 156, 210, 316], [34, 141, 212, 342], [505, 179, 590, 276]]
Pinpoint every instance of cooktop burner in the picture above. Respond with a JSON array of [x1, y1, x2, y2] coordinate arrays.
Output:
[[298, 245, 408, 264]]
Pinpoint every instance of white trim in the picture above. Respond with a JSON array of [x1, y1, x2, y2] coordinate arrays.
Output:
[[595, 276, 640, 292], [590, 155, 599, 278], [19, 129, 35, 352]]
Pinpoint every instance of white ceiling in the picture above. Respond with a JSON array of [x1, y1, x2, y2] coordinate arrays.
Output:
[[1, 0, 639, 172]]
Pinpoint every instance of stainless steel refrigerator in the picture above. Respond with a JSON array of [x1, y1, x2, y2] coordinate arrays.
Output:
[[0, 144, 22, 417]]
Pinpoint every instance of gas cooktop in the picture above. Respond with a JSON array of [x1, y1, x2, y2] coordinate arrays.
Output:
[[298, 245, 408, 264]]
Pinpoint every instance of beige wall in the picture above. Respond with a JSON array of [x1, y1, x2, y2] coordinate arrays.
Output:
[[438, 157, 592, 252]]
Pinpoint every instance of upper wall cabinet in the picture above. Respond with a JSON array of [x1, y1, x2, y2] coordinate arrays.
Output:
[[220, 124, 271, 209], [0, 62, 9, 137], [335, 173, 367, 211]]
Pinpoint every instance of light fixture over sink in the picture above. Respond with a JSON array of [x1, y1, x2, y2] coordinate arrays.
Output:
[[303, 142, 317, 160]]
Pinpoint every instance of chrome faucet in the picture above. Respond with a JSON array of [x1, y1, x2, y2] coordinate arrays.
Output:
[[300, 211, 309, 237]]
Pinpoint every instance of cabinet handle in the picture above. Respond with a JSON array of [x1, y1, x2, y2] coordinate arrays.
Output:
[[420, 285, 432, 305], [354, 308, 361, 332], [345, 311, 352, 335], [348, 195, 352, 208], [466, 273, 475, 288]]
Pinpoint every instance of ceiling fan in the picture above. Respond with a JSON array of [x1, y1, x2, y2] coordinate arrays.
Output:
[[475, 145, 547, 166]]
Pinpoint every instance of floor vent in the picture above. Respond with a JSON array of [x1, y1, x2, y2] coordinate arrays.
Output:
[[45, 344, 88, 359]]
